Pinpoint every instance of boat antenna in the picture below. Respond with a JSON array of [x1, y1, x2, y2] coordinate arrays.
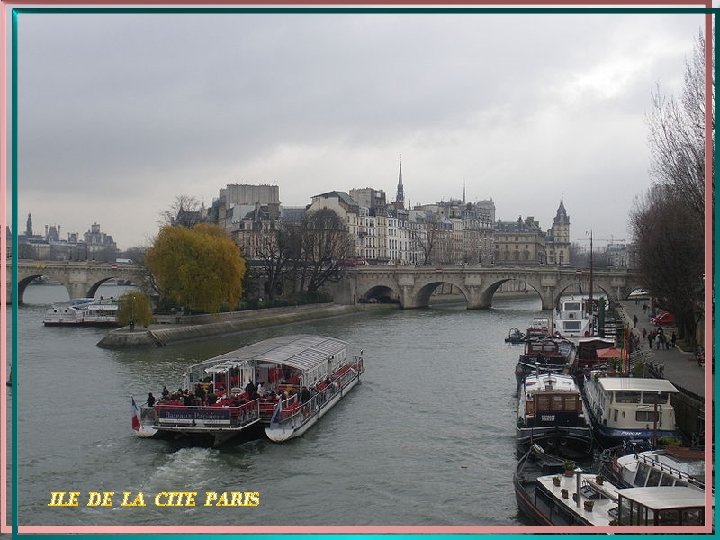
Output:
[[588, 230, 594, 321]]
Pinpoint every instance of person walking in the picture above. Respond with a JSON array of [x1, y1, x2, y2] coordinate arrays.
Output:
[[633, 314, 638, 328], [671, 332, 677, 348]]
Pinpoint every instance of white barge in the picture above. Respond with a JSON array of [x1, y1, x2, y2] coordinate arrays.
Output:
[[43, 298, 120, 327], [582, 373, 682, 446]]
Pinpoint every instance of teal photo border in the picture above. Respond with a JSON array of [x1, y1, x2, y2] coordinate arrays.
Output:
[[7, 3, 718, 539]]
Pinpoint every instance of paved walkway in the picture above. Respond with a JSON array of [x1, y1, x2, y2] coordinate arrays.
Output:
[[618, 301, 707, 400]]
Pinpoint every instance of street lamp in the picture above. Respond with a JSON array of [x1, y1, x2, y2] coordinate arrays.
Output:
[[130, 295, 136, 330]]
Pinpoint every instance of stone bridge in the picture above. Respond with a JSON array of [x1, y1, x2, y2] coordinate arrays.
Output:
[[337, 265, 645, 310], [7, 260, 155, 303]]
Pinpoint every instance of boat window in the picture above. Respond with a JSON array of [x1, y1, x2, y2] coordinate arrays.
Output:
[[656, 508, 680, 526], [647, 468, 662, 487], [635, 410, 660, 423], [634, 464, 650, 486], [537, 396, 550, 411], [643, 392, 670, 404], [565, 302, 581, 311], [660, 474, 675, 486], [563, 321, 581, 330], [618, 497, 632, 525], [563, 396, 578, 411], [615, 391, 641, 403], [681, 508, 704, 525], [552, 396, 563, 410]]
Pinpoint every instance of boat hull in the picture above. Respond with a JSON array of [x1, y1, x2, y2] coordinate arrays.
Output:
[[516, 425, 593, 459], [265, 373, 361, 442], [589, 421, 682, 447], [43, 320, 119, 327]]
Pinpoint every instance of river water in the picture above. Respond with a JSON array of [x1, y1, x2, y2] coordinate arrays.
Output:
[[7, 285, 547, 527]]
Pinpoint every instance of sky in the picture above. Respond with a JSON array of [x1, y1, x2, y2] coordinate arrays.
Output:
[[9, 8, 705, 250]]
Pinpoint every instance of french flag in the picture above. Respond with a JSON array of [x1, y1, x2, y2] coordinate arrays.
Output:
[[131, 397, 141, 432]]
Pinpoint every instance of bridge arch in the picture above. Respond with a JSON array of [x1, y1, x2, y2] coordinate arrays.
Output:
[[414, 280, 470, 308], [361, 285, 398, 304], [10, 260, 154, 304], [476, 277, 544, 309], [16, 274, 45, 304]]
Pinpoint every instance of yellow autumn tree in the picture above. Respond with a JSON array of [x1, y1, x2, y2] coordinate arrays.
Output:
[[117, 291, 154, 328], [146, 223, 247, 313]]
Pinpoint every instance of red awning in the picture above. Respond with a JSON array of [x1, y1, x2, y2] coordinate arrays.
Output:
[[596, 347, 626, 360]]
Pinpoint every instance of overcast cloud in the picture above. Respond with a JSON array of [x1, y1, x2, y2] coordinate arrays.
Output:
[[11, 10, 704, 250]]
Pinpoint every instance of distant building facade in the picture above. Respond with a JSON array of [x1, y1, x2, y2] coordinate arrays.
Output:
[[15, 214, 118, 261], [493, 216, 547, 265], [545, 201, 571, 266]]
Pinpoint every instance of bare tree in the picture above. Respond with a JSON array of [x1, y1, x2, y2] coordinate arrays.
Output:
[[637, 31, 710, 346], [158, 195, 206, 228], [647, 31, 711, 227], [299, 209, 351, 293], [414, 212, 450, 265], [630, 185, 704, 345], [255, 224, 302, 300]]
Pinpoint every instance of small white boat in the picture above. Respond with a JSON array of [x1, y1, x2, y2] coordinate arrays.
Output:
[[582, 372, 682, 446], [515, 445, 707, 526], [517, 372, 592, 458], [554, 295, 594, 338], [602, 446, 706, 492], [43, 298, 120, 327]]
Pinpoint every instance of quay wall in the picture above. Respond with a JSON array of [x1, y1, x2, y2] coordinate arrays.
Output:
[[97, 303, 393, 348]]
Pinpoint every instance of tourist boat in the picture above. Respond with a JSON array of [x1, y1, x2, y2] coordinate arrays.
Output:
[[137, 335, 364, 446], [517, 372, 593, 458], [600, 446, 706, 493], [505, 328, 526, 344], [514, 445, 706, 526], [43, 298, 120, 327], [515, 336, 575, 388], [581, 372, 682, 447]]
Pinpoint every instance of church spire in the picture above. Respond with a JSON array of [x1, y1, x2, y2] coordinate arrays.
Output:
[[395, 155, 405, 210]]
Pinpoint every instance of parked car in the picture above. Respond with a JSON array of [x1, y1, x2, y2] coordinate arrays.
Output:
[[651, 312, 674, 326]]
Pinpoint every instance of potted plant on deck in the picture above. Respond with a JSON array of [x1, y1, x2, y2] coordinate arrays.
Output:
[[563, 459, 576, 477]]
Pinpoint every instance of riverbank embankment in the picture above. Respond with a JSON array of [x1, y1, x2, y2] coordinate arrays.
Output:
[[97, 303, 393, 348]]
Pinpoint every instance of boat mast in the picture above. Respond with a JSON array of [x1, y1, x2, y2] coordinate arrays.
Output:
[[588, 230, 593, 327]]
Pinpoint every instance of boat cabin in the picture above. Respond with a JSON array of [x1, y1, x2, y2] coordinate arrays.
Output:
[[555, 297, 590, 336], [519, 338, 574, 366], [617, 487, 705, 525], [575, 337, 616, 364], [585, 376, 680, 440], [521, 374, 585, 427], [526, 318, 551, 339]]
